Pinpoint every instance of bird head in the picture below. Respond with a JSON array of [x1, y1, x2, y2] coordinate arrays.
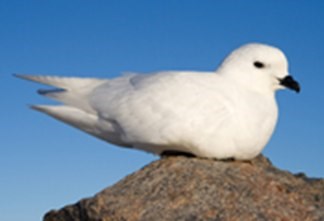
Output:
[[217, 43, 300, 94]]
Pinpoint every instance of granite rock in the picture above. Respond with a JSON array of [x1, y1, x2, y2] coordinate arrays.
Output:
[[44, 155, 324, 221]]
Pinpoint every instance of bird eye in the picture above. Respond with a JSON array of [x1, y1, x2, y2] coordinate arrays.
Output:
[[253, 61, 265, 68]]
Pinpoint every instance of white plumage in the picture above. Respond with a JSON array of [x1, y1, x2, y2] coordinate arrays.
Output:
[[16, 43, 300, 160]]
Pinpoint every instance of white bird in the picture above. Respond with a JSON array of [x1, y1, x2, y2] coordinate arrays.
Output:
[[16, 43, 300, 160]]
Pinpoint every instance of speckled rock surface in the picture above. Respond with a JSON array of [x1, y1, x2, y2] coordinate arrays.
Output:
[[44, 155, 324, 221]]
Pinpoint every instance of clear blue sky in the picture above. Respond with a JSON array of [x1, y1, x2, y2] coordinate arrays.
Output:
[[1, 1, 323, 220]]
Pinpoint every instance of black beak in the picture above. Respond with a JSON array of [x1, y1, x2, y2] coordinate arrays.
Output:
[[279, 76, 300, 93]]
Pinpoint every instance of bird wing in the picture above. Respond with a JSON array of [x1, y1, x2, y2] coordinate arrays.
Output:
[[16, 72, 234, 152], [89, 71, 234, 152]]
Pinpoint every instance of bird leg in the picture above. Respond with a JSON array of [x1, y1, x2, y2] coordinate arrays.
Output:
[[161, 150, 196, 158]]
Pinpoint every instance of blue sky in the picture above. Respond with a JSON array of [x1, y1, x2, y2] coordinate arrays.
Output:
[[1, 1, 323, 220]]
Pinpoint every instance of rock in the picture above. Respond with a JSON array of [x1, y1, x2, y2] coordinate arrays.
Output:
[[44, 155, 324, 221]]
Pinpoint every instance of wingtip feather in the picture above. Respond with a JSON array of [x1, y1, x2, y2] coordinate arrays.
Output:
[[30, 105, 50, 112], [13, 73, 29, 80], [14, 74, 106, 90]]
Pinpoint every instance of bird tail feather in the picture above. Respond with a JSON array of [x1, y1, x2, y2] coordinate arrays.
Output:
[[15, 74, 107, 112], [31, 104, 100, 136]]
